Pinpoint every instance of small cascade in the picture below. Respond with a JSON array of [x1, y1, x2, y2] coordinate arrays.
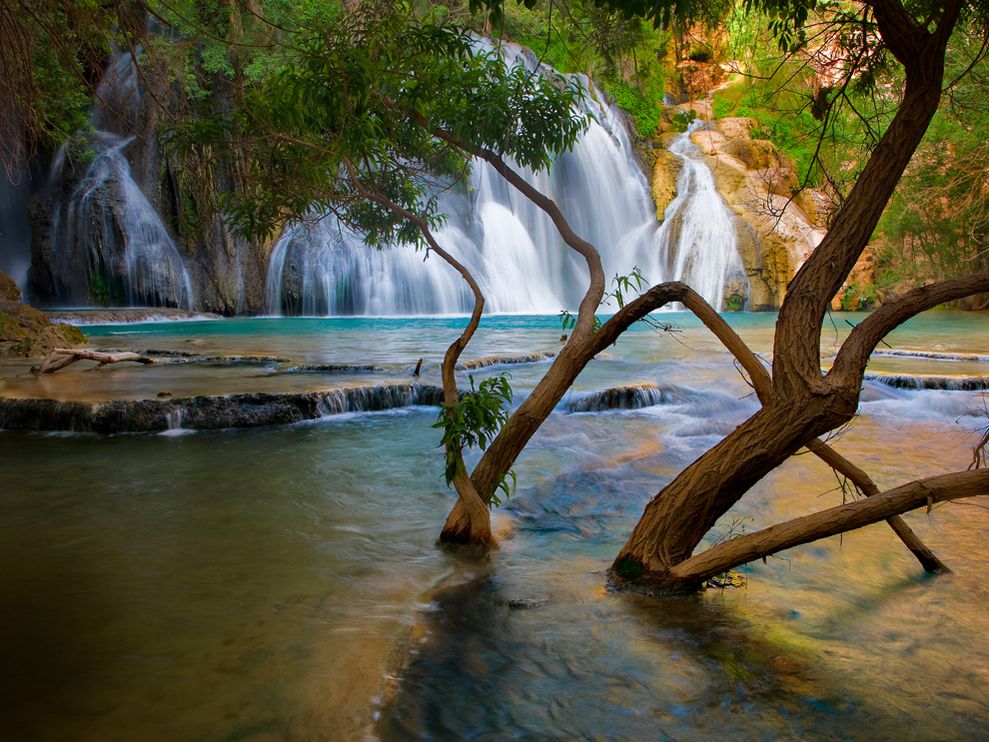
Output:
[[872, 349, 989, 364], [0, 384, 446, 434], [565, 383, 673, 412], [457, 351, 557, 371], [164, 407, 185, 432], [36, 52, 193, 309], [864, 372, 989, 391], [655, 120, 748, 308], [267, 45, 746, 316]]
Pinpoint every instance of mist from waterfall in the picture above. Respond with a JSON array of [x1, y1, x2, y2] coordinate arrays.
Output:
[[0, 165, 32, 297], [266, 63, 747, 315]]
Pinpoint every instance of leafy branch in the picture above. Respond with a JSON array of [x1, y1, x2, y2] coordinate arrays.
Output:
[[433, 374, 516, 507]]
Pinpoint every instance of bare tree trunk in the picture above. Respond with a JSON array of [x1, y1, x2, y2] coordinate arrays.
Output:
[[610, 1, 972, 590], [666, 470, 989, 590]]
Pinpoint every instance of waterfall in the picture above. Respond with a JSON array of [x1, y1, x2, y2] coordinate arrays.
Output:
[[657, 120, 747, 308], [267, 48, 747, 316], [38, 52, 193, 309], [565, 383, 674, 412]]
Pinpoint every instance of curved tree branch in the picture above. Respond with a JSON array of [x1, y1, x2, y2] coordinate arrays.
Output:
[[416, 116, 605, 340], [668, 469, 989, 589], [865, 0, 928, 65], [599, 281, 948, 572], [342, 157, 493, 542], [829, 272, 989, 387], [774, 0, 960, 394]]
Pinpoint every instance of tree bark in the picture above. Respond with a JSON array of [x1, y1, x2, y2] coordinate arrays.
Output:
[[666, 470, 989, 591], [31, 348, 156, 374], [610, 0, 968, 590], [774, 0, 962, 394]]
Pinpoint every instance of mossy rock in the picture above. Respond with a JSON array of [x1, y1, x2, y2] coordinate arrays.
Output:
[[0, 271, 21, 302], [0, 299, 86, 357]]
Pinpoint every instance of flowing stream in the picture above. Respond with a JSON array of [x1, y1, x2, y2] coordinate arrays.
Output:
[[1, 311, 987, 739]]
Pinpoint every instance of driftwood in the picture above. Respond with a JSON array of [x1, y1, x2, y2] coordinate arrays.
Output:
[[31, 348, 157, 375]]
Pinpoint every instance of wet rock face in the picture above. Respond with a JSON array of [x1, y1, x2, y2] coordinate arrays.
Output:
[[651, 150, 682, 221]]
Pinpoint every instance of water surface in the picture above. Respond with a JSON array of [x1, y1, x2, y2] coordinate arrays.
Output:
[[1, 312, 987, 739]]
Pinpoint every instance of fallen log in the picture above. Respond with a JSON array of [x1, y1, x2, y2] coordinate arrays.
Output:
[[31, 348, 157, 375]]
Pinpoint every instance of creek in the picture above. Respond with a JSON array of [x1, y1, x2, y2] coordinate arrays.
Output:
[[1, 311, 987, 739]]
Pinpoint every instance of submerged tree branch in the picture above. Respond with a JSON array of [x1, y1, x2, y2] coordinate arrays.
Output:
[[598, 281, 949, 572], [669, 470, 989, 588]]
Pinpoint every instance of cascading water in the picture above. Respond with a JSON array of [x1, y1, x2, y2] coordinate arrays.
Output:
[[38, 52, 193, 309], [266, 47, 748, 316], [657, 120, 747, 307]]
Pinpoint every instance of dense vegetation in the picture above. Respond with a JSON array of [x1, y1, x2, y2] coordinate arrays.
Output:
[[709, 8, 988, 303]]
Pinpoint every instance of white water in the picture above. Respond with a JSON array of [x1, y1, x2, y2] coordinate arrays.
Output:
[[36, 45, 745, 316], [43, 53, 193, 309], [659, 120, 747, 306], [266, 51, 748, 315]]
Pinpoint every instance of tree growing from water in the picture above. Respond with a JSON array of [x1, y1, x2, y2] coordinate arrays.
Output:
[[171, 0, 988, 591]]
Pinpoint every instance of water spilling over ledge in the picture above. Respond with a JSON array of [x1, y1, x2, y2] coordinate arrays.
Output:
[[872, 349, 989, 363], [864, 372, 989, 391], [564, 382, 675, 412], [0, 384, 444, 433], [456, 351, 557, 371]]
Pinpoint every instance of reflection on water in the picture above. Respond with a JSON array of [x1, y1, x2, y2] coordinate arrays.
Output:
[[1, 312, 987, 739]]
